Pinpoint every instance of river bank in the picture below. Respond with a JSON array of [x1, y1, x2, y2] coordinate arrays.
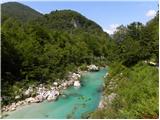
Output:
[[2, 67, 107, 119], [1, 64, 102, 118]]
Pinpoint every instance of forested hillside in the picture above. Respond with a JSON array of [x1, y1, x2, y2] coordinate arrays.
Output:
[[1, 2, 159, 118], [1, 2, 43, 22], [1, 2, 110, 106]]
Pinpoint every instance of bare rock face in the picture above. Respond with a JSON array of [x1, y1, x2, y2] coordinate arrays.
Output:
[[74, 81, 81, 87]]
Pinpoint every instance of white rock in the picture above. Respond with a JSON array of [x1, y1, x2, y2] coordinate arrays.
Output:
[[53, 82, 58, 86], [35, 95, 43, 102], [24, 90, 30, 96], [25, 97, 36, 103], [74, 81, 81, 87], [24, 87, 33, 96], [10, 107, 16, 111], [98, 100, 105, 109], [47, 90, 59, 102], [47, 95, 57, 102], [87, 64, 99, 71], [15, 95, 20, 99], [62, 82, 67, 87], [149, 61, 157, 66]]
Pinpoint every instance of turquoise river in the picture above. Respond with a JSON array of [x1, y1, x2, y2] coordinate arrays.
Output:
[[4, 68, 107, 119]]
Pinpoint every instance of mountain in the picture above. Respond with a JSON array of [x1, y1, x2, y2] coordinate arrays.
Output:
[[41, 10, 104, 34], [1, 2, 105, 35], [1, 2, 43, 22]]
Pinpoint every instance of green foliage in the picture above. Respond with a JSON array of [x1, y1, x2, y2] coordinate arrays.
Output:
[[1, 3, 159, 118], [1, 2, 111, 105], [110, 13, 159, 66], [43, 10, 103, 34], [90, 62, 159, 119], [1, 2, 42, 22]]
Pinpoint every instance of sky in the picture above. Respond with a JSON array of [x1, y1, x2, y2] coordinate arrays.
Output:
[[2, 0, 158, 34]]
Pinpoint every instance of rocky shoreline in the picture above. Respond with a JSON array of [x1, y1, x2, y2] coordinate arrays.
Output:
[[1, 64, 100, 114], [98, 72, 117, 109]]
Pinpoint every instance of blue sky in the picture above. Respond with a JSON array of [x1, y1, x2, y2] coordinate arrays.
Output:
[[2, 0, 158, 34]]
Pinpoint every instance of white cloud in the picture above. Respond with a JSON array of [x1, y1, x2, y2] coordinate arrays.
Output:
[[103, 24, 119, 35], [146, 10, 156, 17]]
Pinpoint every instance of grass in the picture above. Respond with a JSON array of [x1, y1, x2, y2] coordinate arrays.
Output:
[[90, 62, 159, 119]]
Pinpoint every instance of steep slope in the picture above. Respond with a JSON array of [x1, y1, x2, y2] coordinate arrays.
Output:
[[1, 2, 43, 22], [41, 10, 104, 34]]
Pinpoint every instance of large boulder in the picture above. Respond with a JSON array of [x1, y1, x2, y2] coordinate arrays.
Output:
[[25, 97, 36, 103], [47, 95, 57, 102], [98, 100, 105, 109], [15, 95, 20, 99], [24, 87, 33, 96], [87, 64, 99, 71], [47, 90, 59, 102], [35, 95, 43, 102], [9, 103, 16, 111], [53, 82, 58, 86], [62, 82, 67, 87], [72, 73, 81, 80], [74, 81, 81, 87]]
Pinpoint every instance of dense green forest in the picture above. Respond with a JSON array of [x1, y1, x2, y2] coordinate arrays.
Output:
[[1, 2, 159, 118]]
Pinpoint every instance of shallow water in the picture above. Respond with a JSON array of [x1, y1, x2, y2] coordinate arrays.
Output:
[[4, 69, 107, 119]]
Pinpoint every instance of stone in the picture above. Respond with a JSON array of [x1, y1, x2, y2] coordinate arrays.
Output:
[[47, 90, 59, 102], [47, 95, 57, 102], [10, 107, 16, 111], [98, 100, 105, 109], [53, 82, 58, 86], [62, 82, 67, 87], [107, 93, 117, 103], [25, 97, 36, 103], [74, 81, 81, 87], [35, 95, 43, 102], [24, 87, 33, 96], [2, 107, 6, 111], [15, 95, 20, 99], [149, 61, 157, 66], [87, 64, 99, 71]]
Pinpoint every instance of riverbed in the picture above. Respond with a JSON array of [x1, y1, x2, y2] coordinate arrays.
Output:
[[4, 68, 107, 119]]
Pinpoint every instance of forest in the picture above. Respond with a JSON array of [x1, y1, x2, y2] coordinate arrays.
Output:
[[1, 2, 159, 119]]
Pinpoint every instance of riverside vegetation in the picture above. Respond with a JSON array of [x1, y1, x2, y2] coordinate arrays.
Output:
[[1, 2, 159, 119]]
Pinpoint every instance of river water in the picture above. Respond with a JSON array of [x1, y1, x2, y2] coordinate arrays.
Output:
[[4, 68, 107, 119]]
